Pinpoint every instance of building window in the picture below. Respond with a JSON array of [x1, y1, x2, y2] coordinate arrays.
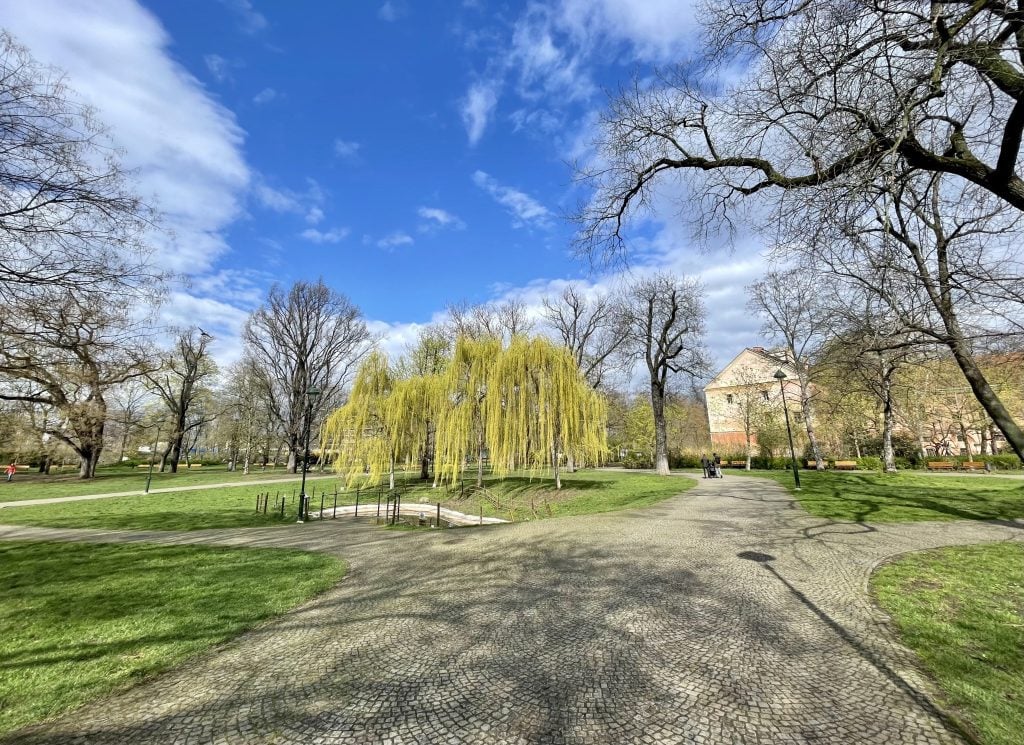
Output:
[[762, 390, 770, 402], [726, 393, 734, 405]]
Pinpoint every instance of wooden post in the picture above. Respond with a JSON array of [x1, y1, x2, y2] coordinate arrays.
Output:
[[436, 501, 441, 528], [354, 488, 359, 518]]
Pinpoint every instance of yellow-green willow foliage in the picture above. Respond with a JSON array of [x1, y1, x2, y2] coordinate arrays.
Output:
[[433, 336, 503, 487], [324, 336, 606, 491], [483, 336, 605, 489]]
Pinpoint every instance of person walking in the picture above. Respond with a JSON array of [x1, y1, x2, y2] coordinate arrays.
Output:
[[700, 453, 709, 479], [5, 462, 16, 482], [712, 452, 723, 479]]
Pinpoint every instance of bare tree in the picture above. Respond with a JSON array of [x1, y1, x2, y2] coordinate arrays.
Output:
[[446, 298, 535, 342], [622, 273, 709, 475], [577, 2, 1024, 262], [146, 328, 216, 472], [244, 279, 372, 472], [541, 283, 629, 389], [803, 167, 1024, 459], [0, 31, 159, 303], [0, 294, 151, 477], [747, 270, 828, 468], [108, 380, 151, 463]]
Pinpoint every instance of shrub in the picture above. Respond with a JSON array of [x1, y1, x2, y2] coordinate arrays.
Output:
[[622, 453, 653, 469], [856, 456, 884, 471]]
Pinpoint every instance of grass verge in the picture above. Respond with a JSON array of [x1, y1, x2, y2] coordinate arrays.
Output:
[[746, 470, 1024, 522], [0, 465, 341, 503], [0, 540, 344, 736], [0, 483, 344, 531], [872, 543, 1024, 745]]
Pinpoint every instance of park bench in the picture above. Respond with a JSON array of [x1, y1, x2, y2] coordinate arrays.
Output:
[[926, 461, 956, 471], [728, 460, 746, 467], [186, 463, 203, 469], [833, 460, 857, 470], [960, 461, 986, 471], [805, 460, 824, 469]]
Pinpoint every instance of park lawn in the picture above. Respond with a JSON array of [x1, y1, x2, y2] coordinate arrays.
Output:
[[404, 469, 695, 520], [749, 470, 1024, 522], [0, 482, 345, 531], [872, 543, 1024, 745], [0, 540, 345, 736], [0, 464, 335, 502]]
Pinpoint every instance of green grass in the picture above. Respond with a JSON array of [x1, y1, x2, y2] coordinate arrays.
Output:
[[872, 543, 1024, 745], [0, 464, 337, 502], [0, 470, 691, 531], [746, 470, 1024, 522], [0, 540, 344, 736], [398, 469, 695, 521], [0, 482, 346, 531]]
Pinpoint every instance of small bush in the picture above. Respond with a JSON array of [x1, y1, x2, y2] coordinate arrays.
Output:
[[622, 453, 653, 469], [856, 456, 883, 471]]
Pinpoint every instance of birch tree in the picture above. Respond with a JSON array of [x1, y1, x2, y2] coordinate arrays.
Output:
[[747, 271, 828, 469]]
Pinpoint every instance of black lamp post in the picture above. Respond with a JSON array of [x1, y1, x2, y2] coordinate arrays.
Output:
[[297, 386, 321, 523], [144, 424, 161, 494], [773, 369, 801, 490]]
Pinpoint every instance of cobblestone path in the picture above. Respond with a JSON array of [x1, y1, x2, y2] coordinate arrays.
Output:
[[2, 474, 1021, 744]]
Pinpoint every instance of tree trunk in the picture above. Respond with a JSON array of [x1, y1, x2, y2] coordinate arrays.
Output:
[[959, 423, 973, 457], [286, 442, 298, 473], [881, 377, 897, 473], [744, 431, 752, 471], [476, 429, 484, 488], [650, 381, 670, 476], [944, 325, 1024, 460], [796, 369, 823, 469], [420, 420, 432, 480]]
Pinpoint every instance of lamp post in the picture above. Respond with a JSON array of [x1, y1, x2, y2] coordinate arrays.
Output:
[[297, 386, 321, 523], [144, 424, 161, 494], [773, 369, 801, 490]]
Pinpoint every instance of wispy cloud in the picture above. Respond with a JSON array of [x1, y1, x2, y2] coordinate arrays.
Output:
[[472, 170, 551, 228], [417, 207, 465, 230], [252, 87, 277, 105], [218, 0, 267, 34], [333, 138, 361, 158], [378, 2, 403, 21], [460, 80, 499, 146], [305, 206, 324, 225], [203, 53, 233, 82], [301, 227, 350, 244], [377, 231, 414, 248]]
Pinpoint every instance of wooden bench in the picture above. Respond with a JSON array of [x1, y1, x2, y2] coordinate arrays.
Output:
[[727, 460, 746, 468], [186, 463, 203, 469], [960, 461, 986, 471], [926, 461, 956, 471], [805, 460, 825, 469], [833, 460, 857, 470]]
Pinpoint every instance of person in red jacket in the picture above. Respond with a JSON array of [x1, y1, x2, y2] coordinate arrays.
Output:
[[5, 463, 16, 482]]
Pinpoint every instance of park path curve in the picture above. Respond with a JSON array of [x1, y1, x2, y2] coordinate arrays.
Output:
[[2, 473, 1022, 744]]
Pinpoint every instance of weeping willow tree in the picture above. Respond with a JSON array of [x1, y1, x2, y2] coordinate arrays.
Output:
[[483, 336, 605, 489], [433, 336, 502, 488], [326, 335, 606, 492]]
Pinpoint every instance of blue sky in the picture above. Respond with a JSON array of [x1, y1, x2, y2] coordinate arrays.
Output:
[[2, 0, 769, 378]]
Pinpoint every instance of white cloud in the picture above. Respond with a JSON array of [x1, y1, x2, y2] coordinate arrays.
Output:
[[301, 227, 350, 244], [3, 0, 250, 276], [471, 170, 552, 228], [252, 87, 277, 104], [203, 53, 232, 82], [333, 138, 361, 158], [305, 206, 324, 225], [377, 231, 414, 248], [460, 81, 499, 146], [378, 2, 403, 22], [557, 0, 699, 62], [417, 207, 466, 230], [161, 290, 252, 367], [253, 181, 301, 212], [217, 0, 268, 35]]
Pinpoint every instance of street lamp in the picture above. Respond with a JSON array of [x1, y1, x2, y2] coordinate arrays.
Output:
[[297, 386, 321, 523], [773, 369, 801, 490], [144, 423, 161, 494]]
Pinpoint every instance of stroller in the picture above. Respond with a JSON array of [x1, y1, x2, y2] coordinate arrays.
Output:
[[708, 459, 723, 479]]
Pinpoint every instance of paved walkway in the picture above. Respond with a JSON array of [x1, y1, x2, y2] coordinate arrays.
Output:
[[0, 474, 341, 509], [1, 474, 1021, 744]]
